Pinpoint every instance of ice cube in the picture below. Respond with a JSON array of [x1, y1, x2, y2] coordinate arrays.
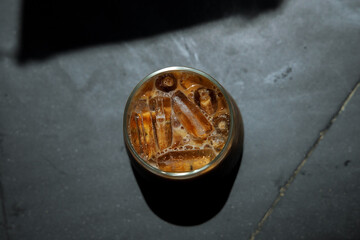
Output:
[[141, 110, 157, 158], [157, 149, 216, 172], [129, 112, 142, 154], [179, 74, 202, 90], [215, 92, 228, 112], [149, 97, 172, 150], [133, 99, 148, 114], [171, 127, 188, 148], [172, 90, 213, 139], [209, 135, 226, 152], [130, 100, 157, 159], [179, 73, 214, 90], [194, 88, 217, 115]]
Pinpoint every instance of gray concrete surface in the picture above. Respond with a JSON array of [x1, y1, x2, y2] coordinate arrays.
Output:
[[0, 195, 6, 240], [1, 0, 360, 239], [257, 88, 360, 240]]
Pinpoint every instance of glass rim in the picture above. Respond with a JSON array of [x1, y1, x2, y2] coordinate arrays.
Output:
[[123, 66, 234, 180]]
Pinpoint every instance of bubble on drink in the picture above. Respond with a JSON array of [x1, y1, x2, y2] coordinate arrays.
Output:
[[127, 70, 230, 172]]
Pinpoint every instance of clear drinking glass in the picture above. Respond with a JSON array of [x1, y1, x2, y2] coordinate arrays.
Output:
[[123, 66, 244, 180]]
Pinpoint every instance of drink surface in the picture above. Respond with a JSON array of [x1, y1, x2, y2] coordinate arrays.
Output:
[[127, 70, 230, 172]]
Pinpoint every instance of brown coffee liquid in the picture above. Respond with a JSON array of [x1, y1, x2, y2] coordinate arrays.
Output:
[[127, 70, 230, 172]]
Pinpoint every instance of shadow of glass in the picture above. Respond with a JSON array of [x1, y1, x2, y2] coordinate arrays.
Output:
[[17, 0, 283, 63], [129, 148, 243, 226]]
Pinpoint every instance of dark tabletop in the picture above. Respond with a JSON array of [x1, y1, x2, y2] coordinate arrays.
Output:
[[1, 0, 360, 239]]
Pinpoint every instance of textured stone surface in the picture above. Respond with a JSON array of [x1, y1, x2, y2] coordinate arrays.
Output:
[[0, 195, 6, 240], [0, 226, 5, 240], [0, 0, 360, 239], [257, 88, 360, 240]]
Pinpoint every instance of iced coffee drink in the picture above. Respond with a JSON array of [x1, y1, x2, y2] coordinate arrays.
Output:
[[125, 68, 232, 173]]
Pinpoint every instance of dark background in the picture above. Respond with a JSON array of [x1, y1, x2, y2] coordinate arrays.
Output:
[[18, 0, 283, 62], [1, 0, 360, 239]]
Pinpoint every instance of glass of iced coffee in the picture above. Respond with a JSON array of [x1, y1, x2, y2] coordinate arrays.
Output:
[[124, 66, 243, 180]]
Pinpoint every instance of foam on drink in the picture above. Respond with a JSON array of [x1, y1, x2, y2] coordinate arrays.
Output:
[[127, 70, 230, 172]]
